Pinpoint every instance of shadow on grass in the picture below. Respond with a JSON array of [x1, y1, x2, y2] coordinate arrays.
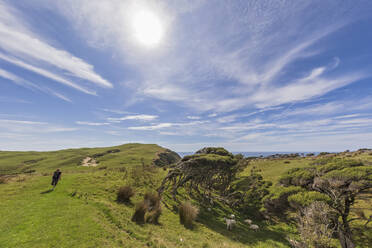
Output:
[[40, 189, 54, 194], [116, 200, 134, 207], [196, 207, 291, 247], [163, 192, 291, 247]]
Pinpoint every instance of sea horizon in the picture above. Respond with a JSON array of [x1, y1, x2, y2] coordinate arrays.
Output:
[[177, 151, 326, 158]]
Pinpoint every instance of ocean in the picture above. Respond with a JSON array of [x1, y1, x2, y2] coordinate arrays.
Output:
[[177, 151, 321, 158]]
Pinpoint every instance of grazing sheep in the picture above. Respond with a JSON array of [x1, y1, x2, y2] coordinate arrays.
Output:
[[249, 224, 259, 231], [244, 219, 252, 225], [224, 215, 236, 230], [207, 207, 211, 212]]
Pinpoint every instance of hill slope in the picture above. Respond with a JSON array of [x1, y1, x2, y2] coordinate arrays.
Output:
[[0, 144, 295, 248], [1, 144, 370, 247]]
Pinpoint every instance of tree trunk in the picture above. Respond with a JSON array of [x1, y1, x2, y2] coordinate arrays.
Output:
[[338, 226, 355, 248]]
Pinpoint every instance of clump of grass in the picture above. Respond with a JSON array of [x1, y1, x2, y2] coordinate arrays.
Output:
[[117, 186, 135, 203], [144, 192, 160, 211], [179, 201, 199, 229], [146, 207, 162, 224], [131, 201, 148, 224], [0, 176, 6, 184], [143, 191, 162, 224]]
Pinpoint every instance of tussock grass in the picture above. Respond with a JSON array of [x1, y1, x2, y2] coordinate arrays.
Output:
[[131, 200, 148, 224], [116, 185, 135, 203], [179, 201, 199, 229]]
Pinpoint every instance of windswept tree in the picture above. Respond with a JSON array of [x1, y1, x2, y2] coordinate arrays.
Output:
[[279, 158, 372, 248], [157, 147, 242, 200]]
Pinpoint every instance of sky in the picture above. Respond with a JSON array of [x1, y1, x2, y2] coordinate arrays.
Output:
[[0, 0, 372, 152]]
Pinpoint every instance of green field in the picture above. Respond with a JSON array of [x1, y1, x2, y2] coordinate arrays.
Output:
[[0, 144, 371, 247]]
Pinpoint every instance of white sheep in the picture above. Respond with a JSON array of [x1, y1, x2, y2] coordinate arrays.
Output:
[[224, 217, 236, 230], [244, 219, 252, 225], [249, 224, 259, 231]]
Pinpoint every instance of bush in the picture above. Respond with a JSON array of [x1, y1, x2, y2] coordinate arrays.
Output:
[[263, 186, 304, 215], [117, 186, 135, 203], [288, 191, 330, 209], [297, 201, 337, 248], [179, 202, 199, 229], [131, 201, 148, 224]]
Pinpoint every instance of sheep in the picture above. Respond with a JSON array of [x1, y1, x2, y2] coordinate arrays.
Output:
[[207, 207, 212, 212], [244, 219, 252, 225], [224, 215, 236, 230], [249, 224, 259, 231]]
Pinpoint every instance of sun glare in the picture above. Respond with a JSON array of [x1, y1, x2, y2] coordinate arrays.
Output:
[[132, 10, 164, 47]]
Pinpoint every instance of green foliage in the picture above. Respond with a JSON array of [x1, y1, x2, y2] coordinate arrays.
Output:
[[158, 148, 240, 199], [152, 149, 181, 167], [232, 167, 272, 215], [195, 147, 233, 157], [280, 157, 372, 248], [263, 186, 304, 214], [288, 191, 330, 209]]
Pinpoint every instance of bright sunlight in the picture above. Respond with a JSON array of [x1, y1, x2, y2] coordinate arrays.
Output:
[[131, 10, 164, 47]]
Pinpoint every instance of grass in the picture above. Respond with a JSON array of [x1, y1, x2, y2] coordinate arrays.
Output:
[[0, 144, 370, 247]]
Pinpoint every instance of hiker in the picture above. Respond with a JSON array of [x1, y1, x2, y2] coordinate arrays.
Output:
[[51, 169, 62, 188]]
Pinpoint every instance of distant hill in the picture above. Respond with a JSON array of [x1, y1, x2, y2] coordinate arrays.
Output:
[[0, 143, 180, 175]]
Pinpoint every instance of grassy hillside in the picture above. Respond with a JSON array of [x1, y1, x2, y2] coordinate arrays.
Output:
[[0, 144, 371, 247]]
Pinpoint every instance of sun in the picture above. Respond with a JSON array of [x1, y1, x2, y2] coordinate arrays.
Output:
[[131, 10, 164, 47]]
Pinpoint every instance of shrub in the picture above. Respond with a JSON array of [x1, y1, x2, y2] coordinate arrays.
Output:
[[263, 186, 304, 215], [288, 191, 330, 209], [117, 186, 135, 203], [297, 201, 337, 248], [131, 201, 148, 224], [179, 202, 199, 229]]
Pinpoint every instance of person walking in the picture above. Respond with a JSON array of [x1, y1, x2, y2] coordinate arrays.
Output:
[[51, 169, 62, 189]]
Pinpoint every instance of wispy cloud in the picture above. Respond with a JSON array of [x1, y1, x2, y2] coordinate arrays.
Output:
[[76, 121, 110, 126], [50, 0, 370, 113], [0, 67, 72, 102], [128, 123, 173, 130], [107, 114, 158, 123], [187, 116, 200, 120], [0, 119, 47, 125], [0, 118, 77, 133], [0, 1, 112, 97], [128, 120, 207, 130]]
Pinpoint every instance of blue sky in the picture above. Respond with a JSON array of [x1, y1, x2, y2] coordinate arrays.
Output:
[[1, 0, 372, 152]]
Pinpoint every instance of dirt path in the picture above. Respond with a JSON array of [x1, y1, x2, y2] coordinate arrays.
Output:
[[81, 157, 98, 167]]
